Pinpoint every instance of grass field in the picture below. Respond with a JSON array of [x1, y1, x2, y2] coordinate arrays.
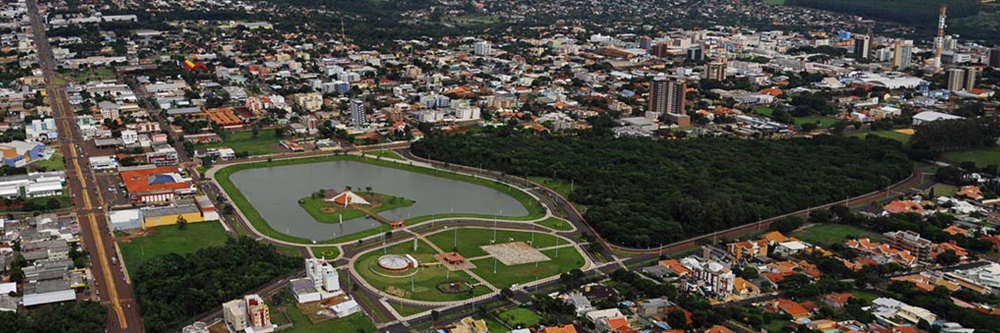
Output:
[[537, 217, 574, 231], [59, 68, 117, 83], [299, 192, 414, 223], [390, 302, 427, 317], [214, 154, 544, 244], [794, 116, 839, 129], [845, 129, 912, 145], [753, 107, 774, 116], [33, 150, 64, 171], [425, 228, 563, 258], [942, 148, 1000, 168], [497, 308, 541, 328], [792, 223, 881, 247], [527, 176, 574, 199], [195, 128, 281, 156], [354, 239, 492, 301], [851, 290, 879, 303], [763, 0, 785, 4], [470, 246, 585, 289], [364, 150, 404, 160], [281, 304, 376, 333], [931, 183, 959, 198], [118, 222, 230, 274], [484, 317, 510, 333], [310, 246, 341, 259]]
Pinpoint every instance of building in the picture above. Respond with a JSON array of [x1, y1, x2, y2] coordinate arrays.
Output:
[[26, 118, 57, 141], [305, 258, 341, 294], [109, 209, 143, 231], [893, 40, 913, 69], [912, 111, 964, 125], [140, 198, 211, 228], [990, 47, 1000, 68], [119, 166, 196, 204], [473, 41, 492, 56], [703, 59, 727, 81], [884, 230, 933, 262], [289, 278, 321, 303], [88, 156, 118, 170], [291, 92, 323, 112], [964, 67, 980, 91], [649, 76, 686, 119], [223, 294, 272, 333], [727, 240, 768, 259], [22, 279, 75, 307], [0, 141, 44, 167], [146, 144, 179, 166], [945, 67, 979, 92], [331, 299, 360, 317], [350, 99, 366, 129], [680, 257, 735, 297], [854, 34, 872, 60]]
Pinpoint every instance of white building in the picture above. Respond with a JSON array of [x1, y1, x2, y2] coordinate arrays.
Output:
[[331, 299, 361, 317], [912, 111, 964, 125], [109, 209, 143, 231], [89, 156, 118, 170], [305, 258, 341, 294]]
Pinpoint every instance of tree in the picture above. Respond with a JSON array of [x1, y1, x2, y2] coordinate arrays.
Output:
[[742, 266, 759, 279], [430, 310, 440, 322], [770, 217, 805, 234], [252, 123, 260, 138], [500, 288, 514, 299], [177, 215, 188, 230], [183, 141, 195, 157], [667, 309, 689, 330], [46, 198, 61, 211], [936, 249, 960, 265]]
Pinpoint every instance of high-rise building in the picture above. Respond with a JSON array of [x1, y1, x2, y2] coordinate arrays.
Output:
[[687, 46, 704, 61], [854, 35, 872, 60], [350, 99, 366, 128], [990, 47, 1000, 68], [946, 68, 966, 92], [703, 58, 727, 81], [244, 295, 271, 328], [651, 43, 671, 58], [893, 40, 913, 69], [964, 67, 980, 91], [648, 76, 686, 117], [473, 41, 492, 56]]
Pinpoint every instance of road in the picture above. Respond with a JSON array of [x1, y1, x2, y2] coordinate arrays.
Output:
[[25, 1, 144, 332]]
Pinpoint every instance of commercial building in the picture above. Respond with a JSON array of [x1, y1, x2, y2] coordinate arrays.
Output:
[[990, 47, 1000, 68], [109, 209, 143, 231], [140, 197, 217, 228], [145, 144, 179, 166], [223, 294, 273, 333], [473, 41, 492, 56], [26, 118, 57, 141], [854, 34, 871, 60], [0, 141, 44, 167], [119, 166, 196, 204], [331, 299, 360, 317], [0, 171, 65, 199], [88, 156, 118, 170]]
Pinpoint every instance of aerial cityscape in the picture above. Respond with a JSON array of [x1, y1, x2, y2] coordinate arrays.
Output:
[[0, 0, 999, 332]]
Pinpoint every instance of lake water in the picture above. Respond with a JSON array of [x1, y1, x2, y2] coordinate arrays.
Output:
[[229, 160, 528, 241]]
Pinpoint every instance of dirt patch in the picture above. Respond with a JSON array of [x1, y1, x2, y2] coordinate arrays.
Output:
[[481, 241, 550, 266]]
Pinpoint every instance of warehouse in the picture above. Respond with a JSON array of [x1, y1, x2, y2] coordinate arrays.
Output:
[[120, 166, 196, 204]]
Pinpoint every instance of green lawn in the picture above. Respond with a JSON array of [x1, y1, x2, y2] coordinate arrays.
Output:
[[426, 228, 563, 258], [753, 107, 774, 117], [195, 128, 281, 156], [281, 304, 376, 333], [763, 0, 785, 5], [299, 192, 414, 224], [214, 154, 544, 244], [364, 150, 404, 160], [59, 68, 116, 83], [470, 246, 585, 289], [931, 183, 959, 198], [942, 148, 1000, 168], [851, 290, 879, 303], [484, 317, 510, 333], [310, 246, 341, 259], [791, 223, 881, 247], [794, 116, 839, 128], [390, 302, 427, 317], [34, 150, 64, 171], [537, 217, 574, 231], [497, 308, 541, 328], [845, 129, 912, 145], [527, 176, 574, 199], [353, 239, 492, 301], [118, 222, 230, 274]]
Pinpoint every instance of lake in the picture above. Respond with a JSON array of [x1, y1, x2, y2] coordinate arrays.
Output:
[[228, 160, 528, 240]]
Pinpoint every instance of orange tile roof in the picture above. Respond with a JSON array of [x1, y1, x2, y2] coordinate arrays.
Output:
[[824, 293, 853, 306], [705, 325, 735, 333], [943, 225, 969, 236], [204, 107, 243, 127], [120, 167, 190, 195], [883, 200, 924, 215], [659, 259, 690, 276], [776, 299, 810, 318], [542, 325, 578, 333], [956, 186, 983, 200]]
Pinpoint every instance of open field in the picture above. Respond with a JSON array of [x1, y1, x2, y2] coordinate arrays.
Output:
[[33, 150, 64, 171], [281, 303, 376, 333], [118, 222, 230, 274], [299, 192, 414, 223], [353, 239, 492, 301], [942, 148, 1000, 168], [497, 308, 541, 328], [469, 247, 585, 289], [527, 176, 574, 199], [390, 302, 427, 317], [214, 154, 544, 244], [425, 228, 562, 258], [845, 129, 912, 145], [792, 223, 881, 247], [195, 128, 281, 156], [764, 0, 785, 4], [931, 183, 959, 198], [59, 68, 116, 82]]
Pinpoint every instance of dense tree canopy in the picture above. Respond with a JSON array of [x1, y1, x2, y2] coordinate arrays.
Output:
[[134, 237, 301, 333], [0, 302, 106, 333], [412, 134, 912, 247], [909, 116, 1000, 154]]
